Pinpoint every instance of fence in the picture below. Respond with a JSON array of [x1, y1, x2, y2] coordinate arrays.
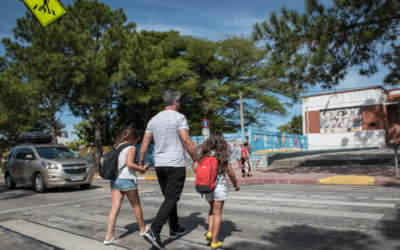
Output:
[[79, 130, 307, 170]]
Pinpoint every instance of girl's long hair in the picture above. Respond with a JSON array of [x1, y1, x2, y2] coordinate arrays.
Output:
[[198, 131, 231, 174], [114, 128, 140, 148]]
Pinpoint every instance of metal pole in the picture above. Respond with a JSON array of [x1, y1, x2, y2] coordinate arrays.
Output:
[[395, 146, 399, 179], [239, 91, 245, 142], [306, 107, 309, 150]]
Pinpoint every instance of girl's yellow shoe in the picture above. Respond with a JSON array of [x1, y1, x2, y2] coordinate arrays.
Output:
[[211, 241, 222, 249], [206, 232, 213, 242]]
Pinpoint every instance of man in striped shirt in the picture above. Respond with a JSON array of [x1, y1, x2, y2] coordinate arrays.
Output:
[[139, 90, 199, 250]]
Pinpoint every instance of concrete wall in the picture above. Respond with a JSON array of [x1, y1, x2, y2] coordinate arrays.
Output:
[[308, 130, 386, 150], [302, 87, 389, 150], [302, 88, 386, 134]]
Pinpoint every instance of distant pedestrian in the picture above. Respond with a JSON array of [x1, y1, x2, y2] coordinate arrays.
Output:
[[195, 131, 240, 250], [139, 90, 199, 250], [104, 128, 149, 245], [244, 157, 250, 178], [241, 142, 249, 177]]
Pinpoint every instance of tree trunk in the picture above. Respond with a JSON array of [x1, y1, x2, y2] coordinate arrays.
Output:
[[93, 116, 103, 171], [105, 113, 110, 146], [50, 118, 57, 144]]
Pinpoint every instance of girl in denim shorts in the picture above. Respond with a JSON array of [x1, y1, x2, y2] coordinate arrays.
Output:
[[104, 128, 149, 245], [196, 131, 240, 250]]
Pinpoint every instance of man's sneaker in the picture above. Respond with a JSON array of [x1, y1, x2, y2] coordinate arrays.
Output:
[[169, 227, 187, 239], [143, 228, 165, 250], [211, 241, 223, 249], [206, 232, 213, 242]]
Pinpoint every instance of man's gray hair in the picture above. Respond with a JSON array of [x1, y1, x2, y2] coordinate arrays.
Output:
[[164, 90, 181, 106]]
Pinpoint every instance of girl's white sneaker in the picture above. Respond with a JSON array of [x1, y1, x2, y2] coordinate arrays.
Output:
[[104, 236, 121, 245]]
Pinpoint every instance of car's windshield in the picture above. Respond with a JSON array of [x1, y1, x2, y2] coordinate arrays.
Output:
[[36, 147, 80, 159]]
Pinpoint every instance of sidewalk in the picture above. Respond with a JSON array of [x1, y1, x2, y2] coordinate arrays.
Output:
[[234, 165, 400, 186], [2, 165, 400, 186]]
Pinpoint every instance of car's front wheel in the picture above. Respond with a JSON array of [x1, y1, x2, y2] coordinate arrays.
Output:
[[80, 184, 91, 189], [34, 173, 47, 193], [5, 173, 16, 190]]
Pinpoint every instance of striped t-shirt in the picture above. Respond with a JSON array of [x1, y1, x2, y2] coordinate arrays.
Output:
[[145, 110, 189, 167]]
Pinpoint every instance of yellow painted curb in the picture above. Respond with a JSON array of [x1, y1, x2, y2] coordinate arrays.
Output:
[[317, 175, 374, 186], [144, 177, 157, 181]]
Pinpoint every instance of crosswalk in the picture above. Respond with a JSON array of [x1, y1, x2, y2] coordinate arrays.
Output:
[[0, 184, 399, 250]]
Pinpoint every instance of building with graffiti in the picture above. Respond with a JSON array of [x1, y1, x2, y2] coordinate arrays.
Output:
[[303, 86, 400, 150]]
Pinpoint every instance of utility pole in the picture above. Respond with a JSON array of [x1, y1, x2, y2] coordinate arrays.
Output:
[[306, 107, 309, 150], [239, 91, 245, 142]]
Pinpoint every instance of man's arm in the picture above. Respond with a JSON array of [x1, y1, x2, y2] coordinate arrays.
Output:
[[178, 129, 198, 171], [139, 132, 153, 166]]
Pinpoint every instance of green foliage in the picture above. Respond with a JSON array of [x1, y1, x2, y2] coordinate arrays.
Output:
[[30, 117, 66, 135], [2, 0, 163, 166], [72, 119, 117, 147], [253, 0, 400, 88], [120, 32, 299, 135], [0, 57, 34, 152], [65, 140, 80, 151], [72, 120, 95, 147], [277, 115, 303, 135]]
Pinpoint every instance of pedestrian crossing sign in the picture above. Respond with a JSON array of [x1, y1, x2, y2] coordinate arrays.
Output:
[[23, 0, 66, 27]]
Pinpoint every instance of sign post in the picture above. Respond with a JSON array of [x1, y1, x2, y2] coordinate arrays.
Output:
[[202, 119, 210, 140], [239, 91, 245, 142]]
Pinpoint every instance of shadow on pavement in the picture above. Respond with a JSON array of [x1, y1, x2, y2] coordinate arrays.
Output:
[[258, 165, 397, 177], [0, 184, 101, 200]]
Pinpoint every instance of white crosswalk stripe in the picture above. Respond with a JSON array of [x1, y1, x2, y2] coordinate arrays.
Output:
[[181, 193, 396, 207], [0, 219, 127, 250], [1, 184, 398, 250], [104, 203, 368, 239], [55, 210, 315, 250], [141, 196, 386, 220]]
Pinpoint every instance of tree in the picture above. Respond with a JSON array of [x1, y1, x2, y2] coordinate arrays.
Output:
[[182, 34, 300, 134], [30, 117, 66, 136], [72, 119, 117, 147], [3, 0, 163, 168], [253, 0, 400, 89], [65, 140, 80, 151], [117, 32, 300, 136], [277, 115, 303, 135], [0, 57, 34, 153]]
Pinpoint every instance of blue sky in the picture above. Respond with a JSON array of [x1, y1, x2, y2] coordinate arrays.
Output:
[[0, 0, 389, 140]]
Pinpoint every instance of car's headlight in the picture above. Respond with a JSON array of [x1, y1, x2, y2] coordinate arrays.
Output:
[[41, 161, 59, 170]]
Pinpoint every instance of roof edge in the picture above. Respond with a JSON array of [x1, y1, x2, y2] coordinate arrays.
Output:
[[302, 86, 385, 98]]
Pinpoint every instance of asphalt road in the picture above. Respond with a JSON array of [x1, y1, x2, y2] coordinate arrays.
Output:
[[0, 179, 399, 250]]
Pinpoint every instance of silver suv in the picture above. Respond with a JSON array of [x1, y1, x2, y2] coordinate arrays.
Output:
[[4, 143, 94, 193]]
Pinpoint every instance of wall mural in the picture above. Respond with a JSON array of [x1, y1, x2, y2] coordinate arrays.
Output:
[[250, 130, 307, 154], [320, 107, 363, 133], [187, 131, 307, 169], [188, 133, 245, 169]]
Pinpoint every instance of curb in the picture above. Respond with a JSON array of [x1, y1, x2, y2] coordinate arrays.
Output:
[[227, 178, 318, 185], [4, 175, 400, 186]]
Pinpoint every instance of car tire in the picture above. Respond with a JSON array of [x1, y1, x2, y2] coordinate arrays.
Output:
[[34, 173, 47, 193], [5, 173, 16, 190], [79, 184, 91, 189]]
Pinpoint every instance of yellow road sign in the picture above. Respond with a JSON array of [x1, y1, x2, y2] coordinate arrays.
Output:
[[23, 0, 66, 27]]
